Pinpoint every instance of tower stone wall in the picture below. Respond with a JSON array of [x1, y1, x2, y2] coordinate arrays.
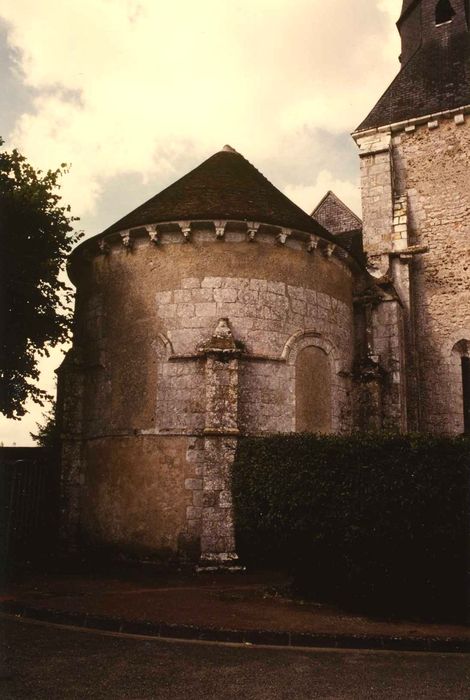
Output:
[[356, 115, 470, 433], [355, 0, 470, 434], [355, 114, 470, 433], [394, 116, 470, 432]]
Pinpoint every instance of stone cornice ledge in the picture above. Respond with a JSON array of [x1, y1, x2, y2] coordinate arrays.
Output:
[[353, 104, 470, 140], [68, 218, 359, 277], [169, 351, 287, 364], [203, 427, 240, 436]]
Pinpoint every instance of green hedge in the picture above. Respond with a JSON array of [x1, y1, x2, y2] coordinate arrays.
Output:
[[232, 434, 470, 622]]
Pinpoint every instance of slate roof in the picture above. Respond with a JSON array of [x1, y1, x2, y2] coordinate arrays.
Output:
[[311, 191, 364, 261], [357, 17, 470, 131], [311, 191, 362, 236], [398, 0, 418, 23], [101, 146, 333, 242]]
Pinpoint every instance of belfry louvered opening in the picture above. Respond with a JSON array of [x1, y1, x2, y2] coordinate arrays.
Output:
[[435, 0, 456, 24]]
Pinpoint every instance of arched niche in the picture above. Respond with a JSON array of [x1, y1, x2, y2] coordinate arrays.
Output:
[[283, 331, 343, 434], [295, 345, 332, 433]]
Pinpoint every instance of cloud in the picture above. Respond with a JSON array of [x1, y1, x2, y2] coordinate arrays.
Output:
[[0, 0, 402, 222], [0, 0, 403, 444], [285, 170, 361, 217]]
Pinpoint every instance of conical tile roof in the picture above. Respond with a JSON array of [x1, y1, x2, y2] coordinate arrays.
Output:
[[101, 147, 333, 241]]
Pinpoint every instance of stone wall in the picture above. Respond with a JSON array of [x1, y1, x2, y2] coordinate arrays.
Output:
[[394, 116, 470, 433], [80, 435, 196, 558], [356, 113, 470, 434], [71, 233, 355, 441], [61, 229, 357, 560], [357, 131, 394, 276], [371, 298, 407, 431], [153, 274, 354, 436]]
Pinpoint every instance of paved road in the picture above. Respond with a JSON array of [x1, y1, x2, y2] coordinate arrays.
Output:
[[1, 616, 469, 699]]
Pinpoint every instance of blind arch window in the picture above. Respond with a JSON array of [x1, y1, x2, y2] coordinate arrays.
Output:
[[295, 345, 332, 434]]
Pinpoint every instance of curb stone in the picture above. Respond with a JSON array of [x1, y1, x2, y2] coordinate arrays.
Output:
[[2, 601, 469, 653]]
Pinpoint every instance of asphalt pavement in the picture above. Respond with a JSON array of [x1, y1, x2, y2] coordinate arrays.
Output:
[[2, 616, 470, 699]]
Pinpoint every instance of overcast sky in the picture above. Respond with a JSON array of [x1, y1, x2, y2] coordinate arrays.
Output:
[[0, 0, 402, 445]]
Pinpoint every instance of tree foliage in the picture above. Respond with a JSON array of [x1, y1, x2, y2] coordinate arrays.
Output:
[[30, 403, 60, 449], [0, 138, 82, 419]]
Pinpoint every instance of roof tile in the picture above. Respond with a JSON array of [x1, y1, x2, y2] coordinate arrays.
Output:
[[101, 148, 333, 241], [358, 11, 470, 131]]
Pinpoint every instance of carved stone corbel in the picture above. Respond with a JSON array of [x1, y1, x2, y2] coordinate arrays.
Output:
[[180, 222, 192, 242], [120, 230, 132, 249], [214, 220, 227, 239], [307, 235, 319, 253], [246, 222, 260, 242], [146, 224, 159, 244], [277, 228, 291, 245], [98, 239, 110, 255], [323, 242, 336, 258]]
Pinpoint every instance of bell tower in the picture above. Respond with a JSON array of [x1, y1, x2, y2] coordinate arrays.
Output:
[[352, 0, 470, 434], [398, 0, 469, 66]]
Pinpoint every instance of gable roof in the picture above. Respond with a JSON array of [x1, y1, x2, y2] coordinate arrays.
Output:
[[311, 191, 364, 261], [357, 26, 470, 131], [101, 146, 333, 241], [311, 191, 362, 235]]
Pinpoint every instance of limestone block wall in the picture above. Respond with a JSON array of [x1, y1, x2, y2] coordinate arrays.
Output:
[[371, 299, 407, 431], [80, 435, 199, 557], [393, 117, 470, 433], [356, 112, 470, 434], [71, 234, 354, 437], [358, 132, 394, 276], [61, 228, 357, 558], [152, 275, 354, 436]]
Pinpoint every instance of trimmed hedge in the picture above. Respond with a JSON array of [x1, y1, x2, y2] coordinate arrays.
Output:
[[232, 434, 470, 622]]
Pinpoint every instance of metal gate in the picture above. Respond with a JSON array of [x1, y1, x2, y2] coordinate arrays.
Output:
[[1, 447, 60, 566]]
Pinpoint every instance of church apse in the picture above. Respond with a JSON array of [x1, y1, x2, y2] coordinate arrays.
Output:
[[59, 147, 357, 565]]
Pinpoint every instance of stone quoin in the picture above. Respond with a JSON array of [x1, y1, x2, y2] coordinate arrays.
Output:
[[57, 0, 470, 566]]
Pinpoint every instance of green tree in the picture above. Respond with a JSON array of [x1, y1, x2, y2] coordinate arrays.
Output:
[[30, 403, 60, 448], [0, 138, 82, 419]]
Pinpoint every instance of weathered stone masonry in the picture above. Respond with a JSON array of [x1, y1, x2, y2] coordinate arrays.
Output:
[[152, 272, 353, 436], [60, 216, 357, 565], [58, 0, 470, 564], [353, 0, 470, 434], [354, 114, 470, 434], [394, 117, 470, 433]]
